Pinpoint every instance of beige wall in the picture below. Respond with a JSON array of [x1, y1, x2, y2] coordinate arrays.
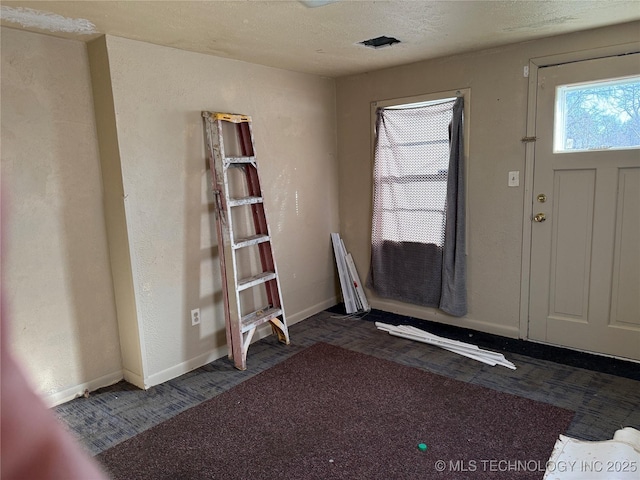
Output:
[[336, 21, 640, 337], [2, 28, 339, 402], [87, 36, 145, 386], [91, 36, 339, 387], [1, 27, 122, 404]]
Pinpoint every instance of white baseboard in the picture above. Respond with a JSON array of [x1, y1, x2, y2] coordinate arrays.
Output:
[[144, 344, 228, 389], [144, 297, 338, 388], [44, 370, 124, 407], [286, 296, 338, 326], [122, 368, 145, 390], [46, 298, 340, 403], [370, 299, 520, 339]]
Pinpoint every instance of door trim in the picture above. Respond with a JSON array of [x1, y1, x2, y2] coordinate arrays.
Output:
[[518, 41, 640, 340]]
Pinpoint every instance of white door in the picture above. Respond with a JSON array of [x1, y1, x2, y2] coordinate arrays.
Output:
[[529, 54, 640, 361]]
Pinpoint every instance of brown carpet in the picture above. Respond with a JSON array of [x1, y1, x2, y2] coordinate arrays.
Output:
[[97, 343, 574, 479]]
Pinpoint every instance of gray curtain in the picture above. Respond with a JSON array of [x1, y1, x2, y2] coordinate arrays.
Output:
[[440, 97, 466, 316], [367, 97, 466, 316]]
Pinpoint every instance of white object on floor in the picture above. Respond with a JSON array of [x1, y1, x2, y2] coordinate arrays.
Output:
[[375, 322, 516, 369], [544, 427, 640, 480]]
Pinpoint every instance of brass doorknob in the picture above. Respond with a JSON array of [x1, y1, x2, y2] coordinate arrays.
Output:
[[533, 213, 546, 222]]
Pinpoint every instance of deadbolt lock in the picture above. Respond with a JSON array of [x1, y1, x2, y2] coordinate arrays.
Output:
[[537, 193, 547, 203], [533, 213, 546, 222]]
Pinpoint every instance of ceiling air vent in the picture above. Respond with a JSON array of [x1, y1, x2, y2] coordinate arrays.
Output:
[[359, 36, 401, 49]]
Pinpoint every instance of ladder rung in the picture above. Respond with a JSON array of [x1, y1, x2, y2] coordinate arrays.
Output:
[[225, 156, 256, 165], [233, 234, 270, 250], [228, 196, 263, 207], [241, 307, 283, 333], [237, 271, 277, 291]]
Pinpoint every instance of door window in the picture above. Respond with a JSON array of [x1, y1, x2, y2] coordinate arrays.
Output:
[[554, 75, 640, 152]]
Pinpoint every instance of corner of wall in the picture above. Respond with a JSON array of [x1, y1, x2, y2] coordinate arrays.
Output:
[[87, 35, 146, 386]]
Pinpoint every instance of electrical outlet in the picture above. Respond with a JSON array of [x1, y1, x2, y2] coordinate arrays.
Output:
[[190, 308, 200, 326]]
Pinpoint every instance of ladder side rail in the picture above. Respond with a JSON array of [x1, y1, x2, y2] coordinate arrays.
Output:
[[216, 118, 246, 364], [204, 115, 235, 360]]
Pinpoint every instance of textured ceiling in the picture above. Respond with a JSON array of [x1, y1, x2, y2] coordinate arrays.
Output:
[[1, 1, 639, 77]]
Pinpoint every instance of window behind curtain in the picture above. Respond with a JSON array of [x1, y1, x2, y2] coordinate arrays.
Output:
[[372, 98, 456, 248], [368, 95, 467, 315]]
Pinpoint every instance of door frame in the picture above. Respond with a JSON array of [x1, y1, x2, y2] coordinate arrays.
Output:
[[519, 41, 640, 341]]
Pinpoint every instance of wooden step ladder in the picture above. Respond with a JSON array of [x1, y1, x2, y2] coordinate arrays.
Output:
[[202, 112, 290, 370]]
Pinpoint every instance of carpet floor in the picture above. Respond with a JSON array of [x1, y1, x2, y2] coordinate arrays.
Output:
[[54, 309, 640, 477], [97, 343, 574, 480]]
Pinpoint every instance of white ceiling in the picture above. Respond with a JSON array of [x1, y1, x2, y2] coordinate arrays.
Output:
[[2, 1, 639, 77]]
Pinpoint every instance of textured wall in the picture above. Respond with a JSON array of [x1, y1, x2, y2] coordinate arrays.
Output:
[[100, 36, 339, 384], [87, 36, 145, 386], [336, 22, 640, 337], [1, 27, 122, 404]]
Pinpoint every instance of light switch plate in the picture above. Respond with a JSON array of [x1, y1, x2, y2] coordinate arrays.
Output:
[[508, 171, 519, 187]]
